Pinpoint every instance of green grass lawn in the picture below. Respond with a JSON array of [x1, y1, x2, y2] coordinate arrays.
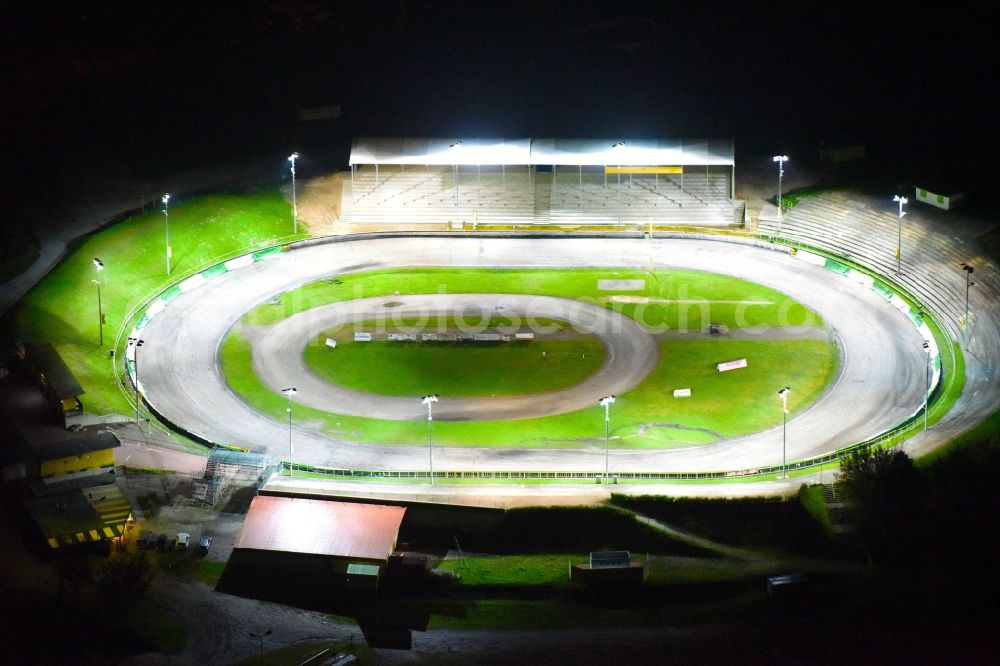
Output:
[[2, 190, 302, 416], [242, 266, 820, 331], [224, 326, 838, 449], [303, 335, 605, 397], [438, 554, 576, 586]]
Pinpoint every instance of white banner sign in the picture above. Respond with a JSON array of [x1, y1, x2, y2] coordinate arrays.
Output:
[[353, 332, 372, 342], [716, 358, 748, 372], [325, 338, 337, 348], [673, 388, 692, 398]]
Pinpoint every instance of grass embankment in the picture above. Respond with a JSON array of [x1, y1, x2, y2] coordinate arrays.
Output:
[[2, 190, 302, 416], [225, 267, 837, 449], [610, 492, 834, 557]]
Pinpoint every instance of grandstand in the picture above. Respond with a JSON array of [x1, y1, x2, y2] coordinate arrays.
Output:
[[758, 192, 1000, 347], [344, 138, 742, 227]]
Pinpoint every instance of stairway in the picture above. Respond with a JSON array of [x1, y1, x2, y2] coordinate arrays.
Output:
[[822, 483, 856, 534], [532, 172, 552, 224]]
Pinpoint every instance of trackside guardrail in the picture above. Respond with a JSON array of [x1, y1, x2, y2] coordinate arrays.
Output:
[[114, 228, 956, 482]]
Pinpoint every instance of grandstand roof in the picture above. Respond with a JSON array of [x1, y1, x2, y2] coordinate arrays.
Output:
[[349, 137, 734, 167], [350, 137, 531, 166], [234, 496, 406, 562]]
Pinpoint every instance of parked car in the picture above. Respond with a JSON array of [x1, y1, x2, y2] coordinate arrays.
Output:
[[155, 533, 169, 552], [176, 532, 191, 550], [197, 536, 213, 554]]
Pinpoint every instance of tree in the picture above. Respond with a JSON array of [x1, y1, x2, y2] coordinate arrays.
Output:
[[96, 551, 156, 615], [837, 446, 924, 562]]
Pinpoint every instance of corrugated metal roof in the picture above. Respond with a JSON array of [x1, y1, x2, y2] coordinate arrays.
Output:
[[23, 341, 85, 400], [234, 496, 406, 561], [349, 137, 734, 166]]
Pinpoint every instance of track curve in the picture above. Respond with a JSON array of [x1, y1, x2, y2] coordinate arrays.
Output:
[[138, 237, 927, 473], [254, 293, 658, 420]]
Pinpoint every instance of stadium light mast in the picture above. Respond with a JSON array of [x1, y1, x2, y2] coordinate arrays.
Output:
[[772, 155, 789, 238], [282, 388, 297, 476], [450, 142, 463, 207], [778, 387, 791, 478], [162, 193, 171, 274], [288, 152, 299, 235], [422, 395, 439, 484], [598, 395, 616, 482], [922, 340, 931, 431], [127, 336, 145, 426], [893, 195, 908, 274], [92, 258, 105, 346], [612, 142, 625, 225], [961, 263, 975, 350]]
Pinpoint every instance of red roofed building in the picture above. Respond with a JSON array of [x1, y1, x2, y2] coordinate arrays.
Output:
[[230, 496, 406, 591]]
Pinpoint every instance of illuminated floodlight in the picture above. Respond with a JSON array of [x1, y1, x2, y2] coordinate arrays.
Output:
[[287, 153, 299, 235], [422, 395, 439, 484], [893, 195, 908, 274], [598, 395, 616, 482], [162, 193, 172, 275], [282, 387, 297, 476], [772, 155, 789, 233], [449, 141, 463, 149], [93, 258, 104, 271], [777, 387, 791, 478]]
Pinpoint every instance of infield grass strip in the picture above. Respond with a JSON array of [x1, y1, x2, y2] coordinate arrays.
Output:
[[303, 337, 606, 397], [3, 191, 300, 415], [222, 328, 838, 449], [243, 267, 821, 331]]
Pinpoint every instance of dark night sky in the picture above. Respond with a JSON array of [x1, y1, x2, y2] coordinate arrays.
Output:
[[3, 0, 997, 204]]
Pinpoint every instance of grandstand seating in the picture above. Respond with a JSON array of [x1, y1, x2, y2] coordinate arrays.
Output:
[[343, 165, 741, 227], [757, 192, 1000, 346]]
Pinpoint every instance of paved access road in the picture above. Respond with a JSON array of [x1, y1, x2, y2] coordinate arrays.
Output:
[[138, 237, 927, 473]]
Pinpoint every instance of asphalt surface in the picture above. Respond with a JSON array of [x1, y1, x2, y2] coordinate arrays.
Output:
[[138, 237, 928, 473]]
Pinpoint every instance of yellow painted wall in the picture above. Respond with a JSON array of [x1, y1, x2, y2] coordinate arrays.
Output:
[[40, 448, 114, 478], [604, 166, 683, 174]]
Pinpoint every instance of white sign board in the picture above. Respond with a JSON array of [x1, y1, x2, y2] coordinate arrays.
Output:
[[325, 338, 337, 348], [474, 333, 501, 341], [388, 333, 417, 341], [673, 388, 692, 398], [716, 358, 748, 372], [515, 332, 535, 340], [421, 333, 439, 341], [354, 332, 372, 342]]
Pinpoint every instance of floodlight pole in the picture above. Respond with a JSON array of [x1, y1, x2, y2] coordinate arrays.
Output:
[[922, 341, 931, 432], [423, 395, 439, 484], [962, 263, 975, 350], [282, 388, 297, 476], [893, 195, 908, 274], [778, 387, 791, 478], [288, 153, 299, 235], [128, 337, 145, 425], [92, 258, 104, 346], [450, 142, 463, 207], [162, 194, 171, 275], [772, 156, 788, 239], [599, 395, 616, 483]]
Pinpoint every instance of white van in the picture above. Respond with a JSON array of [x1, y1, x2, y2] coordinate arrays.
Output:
[[176, 532, 191, 550]]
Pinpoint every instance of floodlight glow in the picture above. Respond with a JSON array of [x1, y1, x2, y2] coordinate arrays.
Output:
[[282, 387, 298, 396], [449, 141, 463, 149], [778, 386, 791, 412], [611, 141, 625, 149], [162, 193, 170, 205], [598, 395, 617, 406], [93, 258, 104, 270], [288, 152, 298, 163], [772, 155, 788, 163]]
